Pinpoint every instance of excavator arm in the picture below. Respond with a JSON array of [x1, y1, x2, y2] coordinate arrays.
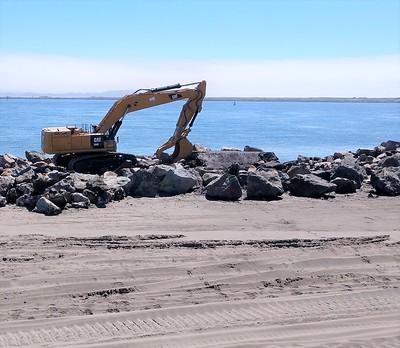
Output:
[[95, 80, 206, 161]]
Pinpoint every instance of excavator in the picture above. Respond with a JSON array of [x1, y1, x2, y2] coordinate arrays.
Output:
[[41, 80, 206, 173]]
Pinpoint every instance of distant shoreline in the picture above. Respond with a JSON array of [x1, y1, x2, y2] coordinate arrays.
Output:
[[0, 96, 399, 103]]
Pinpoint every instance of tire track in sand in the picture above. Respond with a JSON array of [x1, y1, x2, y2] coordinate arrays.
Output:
[[0, 288, 399, 347]]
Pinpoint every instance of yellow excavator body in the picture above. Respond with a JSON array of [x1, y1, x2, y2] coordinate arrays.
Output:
[[41, 81, 206, 171]]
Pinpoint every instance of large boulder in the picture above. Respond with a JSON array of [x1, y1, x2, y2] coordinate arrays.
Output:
[[380, 140, 400, 152], [331, 165, 363, 189], [70, 192, 90, 209], [15, 194, 40, 210], [192, 151, 261, 170], [33, 197, 61, 215], [331, 177, 357, 194], [70, 173, 100, 191], [378, 155, 400, 168], [14, 167, 35, 185], [371, 167, 400, 196], [247, 169, 284, 200], [202, 172, 222, 186], [128, 169, 159, 197], [289, 174, 336, 198], [259, 152, 279, 162], [159, 166, 198, 195], [286, 165, 310, 178], [25, 150, 50, 164], [0, 154, 17, 168], [0, 176, 15, 196], [205, 174, 242, 201], [0, 196, 6, 207]]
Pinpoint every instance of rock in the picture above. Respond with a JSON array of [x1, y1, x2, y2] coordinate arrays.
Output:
[[16, 194, 39, 210], [71, 192, 90, 208], [129, 169, 160, 197], [47, 178, 75, 193], [356, 148, 376, 157], [0, 195, 6, 207], [289, 174, 336, 198], [0, 154, 16, 168], [380, 140, 400, 152], [287, 165, 310, 178], [193, 144, 210, 152], [113, 187, 126, 201], [95, 191, 113, 208], [33, 197, 61, 215], [238, 170, 249, 188], [227, 163, 240, 177], [371, 167, 400, 196], [247, 169, 284, 200], [378, 155, 400, 168], [311, 169, 331, 181], [202, 172, 221, 186], [331, 165, 363, 189], [148, 164, 173, 180], [6, 188, 17, 204], [25, 150, 49, 163], [192, 151, 260, 170], [259, 152, 279, 162], [205, 174, 242, 201], [83, 189, 97, 204], [103, 176, 131, 191], [221, 147, 240, 151], [0, 176, 15, 196], [16, 182, 34, 196], [331, 177, 357, 194], [14, 167, 35, 185], [244, 145, 264, 152], [70, 173, 100, 191], [45, 190, 68, 209], [103, 171, 117, 177], [159, 167, 198, 195]]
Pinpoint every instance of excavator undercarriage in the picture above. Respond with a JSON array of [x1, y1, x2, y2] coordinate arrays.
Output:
[[42, 81, 206, 173]]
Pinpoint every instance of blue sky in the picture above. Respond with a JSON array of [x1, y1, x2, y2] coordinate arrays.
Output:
[[0, 0, 399, 96]]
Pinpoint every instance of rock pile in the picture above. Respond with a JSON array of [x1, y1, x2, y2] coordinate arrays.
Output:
[[0, 141, 399, 215]]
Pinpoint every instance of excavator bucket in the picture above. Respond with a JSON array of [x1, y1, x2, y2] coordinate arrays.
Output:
[[170, 137, 194, 162]]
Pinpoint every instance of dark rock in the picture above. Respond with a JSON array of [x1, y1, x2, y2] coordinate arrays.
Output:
[[6, 188, 17, 204], [33, 197, 61, 215], [227, 163, 240, 177], [0, 195, 6, 207], [380, 140, 400, 152], [16, 182, 34, 196], [113, 187, 126, 201], [287, 165, 311, 178], [16, 194, 39, 210], [259, 152, 279, 162], [205, 174, 242, 201], [14, 167, 35, 185], [356, 148, 376, 157], [221, 147, 240, 151], [0, 176, 15, 196], [0, 154, 16, 168], [148, 164, 173, 180], [331, 177, 357, 194], [83, 189, 97, 204], [289, 174, 336, 198], [71, 192, 90, 209], [95, 191, 113, 208], [378, 155, 400, 168], [129, 169, 159, 197], [70, 173, 100, 191], [244, 145, 264, 152], [25, 150, 49, 164], [331, 165, 363, 189], [371, 167, 400, 196], [32, 173, 52, 194], [202, 172, 221, 186], [247, 169, 283, 200], [192, 151, 260, 170], [45, 190, 68, 209], [311, 169, 332, 181], [159, 166, 198, 195]]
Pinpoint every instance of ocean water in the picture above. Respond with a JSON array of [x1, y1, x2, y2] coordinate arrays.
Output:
[[0, 98, 399, 162]]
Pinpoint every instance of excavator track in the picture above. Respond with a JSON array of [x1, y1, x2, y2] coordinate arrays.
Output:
[[54, 153, 137, 174]]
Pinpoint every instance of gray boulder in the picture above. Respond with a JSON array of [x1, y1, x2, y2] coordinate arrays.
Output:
[[244, 145, 264, 152], [331, 177, 357, 194], [202, 172, 221, 186], [70, 173, 100, 191], [148, 164, 173, 180], [159, 166, 198, 195], [205, 174, 242, 201], [128, 169, 159, 197], [259, 152, 279, 162], [287, 165, 310, 178], [70, 192, 90, 209], [0, 176, 15, 196], [289, 174, 336, 198], [0, 154, 17, 168], [380, 140, 400, 152], [247, 169, 284, 200], [331, 165, 363, 188], [16, 194, 39, 210], [83, 189, 97, 204], [14, 167, 35, 185], [378, 155, 400, 168], [16, 182, 34, 196], [192, 151, 260, 169], [25, 150, 49, 163], [33, 197, 61, 215], [371, 167, 400, 196], [6, 188, 17, 204], [0, 196, 6, 207]]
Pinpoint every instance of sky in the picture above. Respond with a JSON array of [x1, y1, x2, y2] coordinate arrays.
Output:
[[0, 0, 399, 97]]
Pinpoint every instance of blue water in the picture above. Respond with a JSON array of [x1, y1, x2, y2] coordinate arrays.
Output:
[[0, 99, 399, 162]]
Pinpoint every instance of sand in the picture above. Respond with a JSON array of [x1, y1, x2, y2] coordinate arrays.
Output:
[[0, 193, 399, 347]]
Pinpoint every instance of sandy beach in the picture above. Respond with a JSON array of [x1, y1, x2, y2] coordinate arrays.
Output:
[[1, 193, 399, 347]]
